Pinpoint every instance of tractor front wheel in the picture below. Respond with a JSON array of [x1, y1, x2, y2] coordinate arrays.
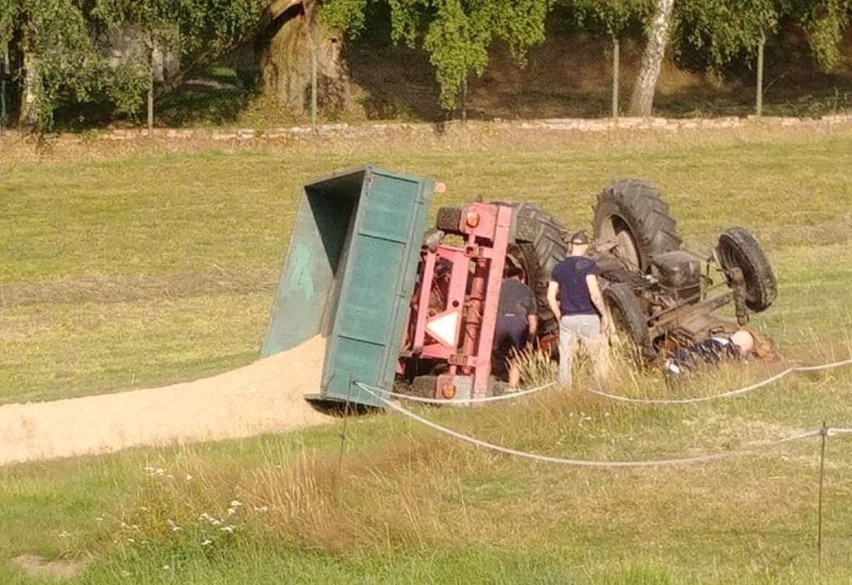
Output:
[[603, 282, 654, 361], [717, 227, 777, 313]]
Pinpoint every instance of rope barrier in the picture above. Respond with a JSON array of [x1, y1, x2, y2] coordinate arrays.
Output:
[[583, 356, 852, 406], [363, 379, 557, 406], [585, 368, 794, 405], [372, 355, 852, 408], [791, 357, 852, 372], [356, 381, 822, 468]]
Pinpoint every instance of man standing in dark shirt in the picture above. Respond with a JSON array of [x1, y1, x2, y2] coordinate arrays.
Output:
[[546, 230, 609, 387], [493, 265, 538, 389]]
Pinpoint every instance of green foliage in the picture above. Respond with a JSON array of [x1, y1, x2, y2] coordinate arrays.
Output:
[[1, 0, 266, 130], [564, 0, 653, 38], [324, 0, 553, 110], [675, 0, 780, 71], [320, 0, 370, 36], [1, 0, 107, 129], [673, 0, 850, 74], [798, 0, 850, 71]]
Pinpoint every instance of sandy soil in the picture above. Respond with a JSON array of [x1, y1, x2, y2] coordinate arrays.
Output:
[[0, 337, 334, 466]]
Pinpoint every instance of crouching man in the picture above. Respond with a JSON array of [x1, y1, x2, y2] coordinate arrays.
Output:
[[493, 265, 538, 389]]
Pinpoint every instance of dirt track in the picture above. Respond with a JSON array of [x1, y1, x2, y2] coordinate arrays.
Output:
[[0, 337, 333, 466]]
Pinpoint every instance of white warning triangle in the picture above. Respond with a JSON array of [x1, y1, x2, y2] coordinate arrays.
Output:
[[426, 310, 461, 349]]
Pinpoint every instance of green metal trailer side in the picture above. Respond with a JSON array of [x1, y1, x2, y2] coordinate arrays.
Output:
[[262, 166, 435, 407]]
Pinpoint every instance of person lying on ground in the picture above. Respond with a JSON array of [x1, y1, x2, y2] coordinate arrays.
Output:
[[664, 328, 776, 377]]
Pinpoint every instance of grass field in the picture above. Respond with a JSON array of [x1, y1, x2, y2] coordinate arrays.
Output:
[[1, 121, 851, 583]]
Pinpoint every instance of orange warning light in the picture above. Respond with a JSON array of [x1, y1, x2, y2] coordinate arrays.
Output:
[[441, 383, 457, 399], [465, 210, 480, 228]]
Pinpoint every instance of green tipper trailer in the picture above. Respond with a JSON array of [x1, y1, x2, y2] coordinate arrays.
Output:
[[261, 166, 436, 407]]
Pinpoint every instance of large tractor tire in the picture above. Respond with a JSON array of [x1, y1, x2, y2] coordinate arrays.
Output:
[[602, 282, 654, 361], [509, 203, 569, 336], [717, 227, 777, 312], [436, 206, 463, 234], [593, 179, 682, 273]]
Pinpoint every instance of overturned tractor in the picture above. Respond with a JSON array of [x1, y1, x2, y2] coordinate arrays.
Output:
[[262, 168, 777, 407]]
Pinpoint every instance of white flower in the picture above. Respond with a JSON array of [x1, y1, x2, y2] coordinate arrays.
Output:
[[185, 474, 194, 481], [201, 539, 213, 546], [229, 500, 242, 508], [220, 525, 235, 533], [163, 565, 170, 571], [227, 508, 236, 516]]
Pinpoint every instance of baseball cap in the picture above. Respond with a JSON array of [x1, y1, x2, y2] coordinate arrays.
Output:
[[569, 230, 590, 245]]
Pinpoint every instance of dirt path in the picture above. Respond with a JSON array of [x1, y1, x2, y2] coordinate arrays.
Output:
[[0, 337, 334, 466]]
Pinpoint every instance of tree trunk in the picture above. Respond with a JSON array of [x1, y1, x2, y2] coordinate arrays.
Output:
[[259, 0, 350, 117], [628, 0, 675, 117]]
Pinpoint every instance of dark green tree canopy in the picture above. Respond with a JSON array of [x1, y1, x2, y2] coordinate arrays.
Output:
[[321, 0, 554, 109], [674, 0, 850, 73], [0, 0, 266, 129]]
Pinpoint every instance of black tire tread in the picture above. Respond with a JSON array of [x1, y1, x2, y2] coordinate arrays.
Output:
[[593, 179, 682, 272], [603, 282, 654, 360], [509, 203, 569, 336], [436, 207, 463, 233], [717, 227, 777, 312]]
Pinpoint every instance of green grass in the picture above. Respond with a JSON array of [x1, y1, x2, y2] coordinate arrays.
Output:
[[1, 123, 851, 583]]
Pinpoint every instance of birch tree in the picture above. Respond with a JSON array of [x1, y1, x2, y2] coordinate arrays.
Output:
[[567, 0, 653, 117], [628, 0, 675, 116]]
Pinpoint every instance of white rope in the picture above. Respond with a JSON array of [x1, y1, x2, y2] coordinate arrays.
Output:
[[585, 368, 794, 405], [791, 356, 852, 372], [365, 379, 557, 405], [357, 382, 821, 468], [827, 428, 852, 437], [584, 356, 852, 406]]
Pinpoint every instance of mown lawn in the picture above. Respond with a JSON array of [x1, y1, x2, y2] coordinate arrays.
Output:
[[0, 121, 851, 583]]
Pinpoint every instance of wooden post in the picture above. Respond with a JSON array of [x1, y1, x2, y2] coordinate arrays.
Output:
[[306, 4, 318, 131], [147, 38, 155, 135], [756, 29, 765, 117], [461, 78, 468, 123], [310, 44, 317, 130], [817, 421, 828, 572], [612, 36, 620, 120], [147, 68, 154, 134], [1, 41, 8, 130]]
